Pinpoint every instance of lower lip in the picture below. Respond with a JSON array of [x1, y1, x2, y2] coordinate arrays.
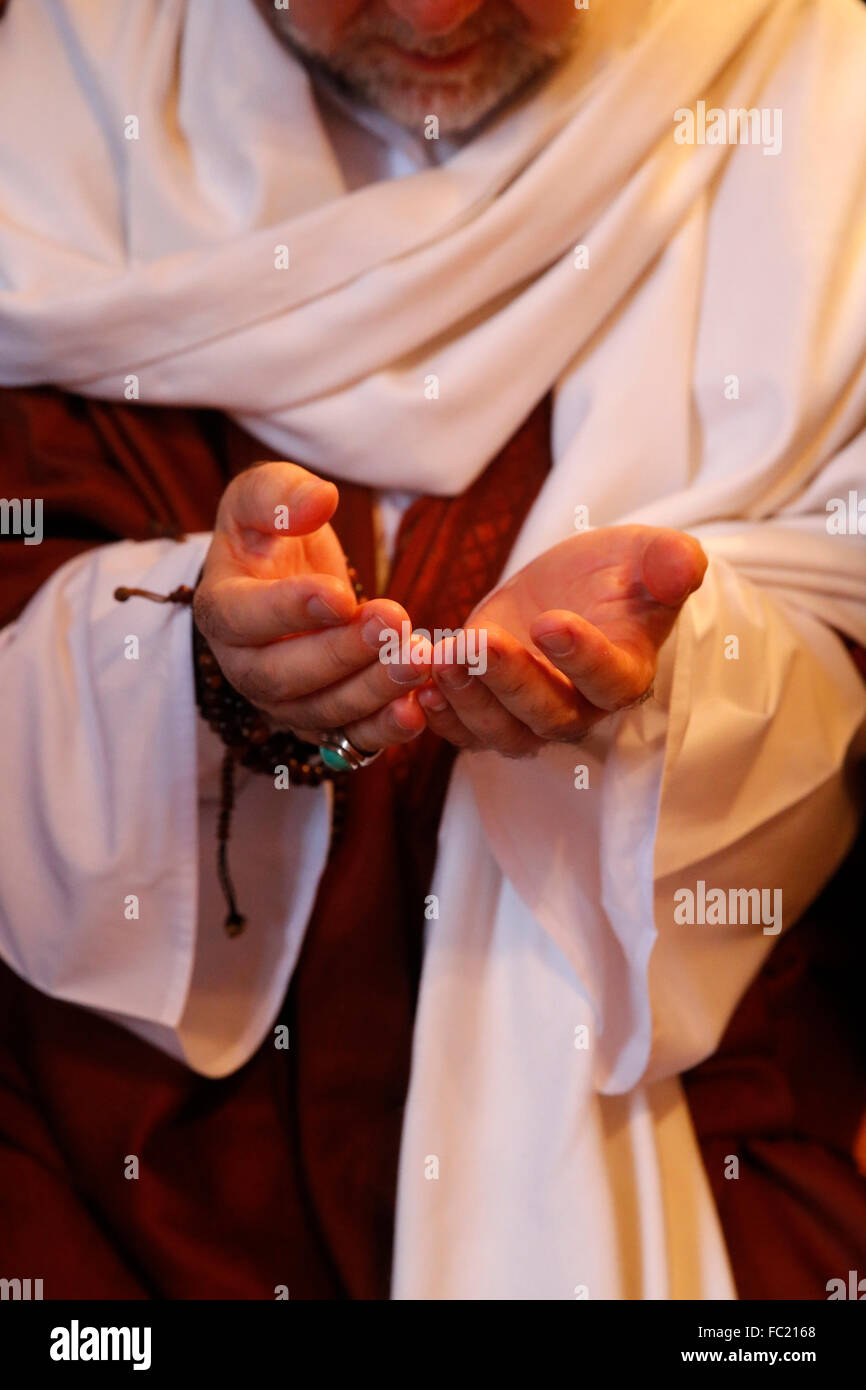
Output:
[[374, 39, 484, 73]]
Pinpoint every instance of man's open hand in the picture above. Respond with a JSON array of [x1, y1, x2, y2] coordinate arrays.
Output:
[[416, 525, 707, 757], [195, 462, 430, 751]]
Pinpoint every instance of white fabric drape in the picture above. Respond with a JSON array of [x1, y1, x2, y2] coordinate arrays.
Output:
[[0, 0, 865, 1298]]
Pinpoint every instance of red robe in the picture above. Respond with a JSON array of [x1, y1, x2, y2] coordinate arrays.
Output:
[[0, 384, 864, 1299]]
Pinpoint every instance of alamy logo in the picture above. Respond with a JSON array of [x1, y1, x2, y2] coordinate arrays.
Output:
[[673, 880, 782, 935], [377, 621, 488, 676], [826, 1270, 866, 1300], [674, 101, 782, 157], [0, 1277, 42, 1299], [50, 1320, 152, 1371], [826, 491, 865, 535], [0, 497, 43, 545]]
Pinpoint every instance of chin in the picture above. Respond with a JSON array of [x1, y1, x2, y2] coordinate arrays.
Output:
[[356, 58, 553, 136], [329, 29, 566, 137], [367, 80, 515, 134]]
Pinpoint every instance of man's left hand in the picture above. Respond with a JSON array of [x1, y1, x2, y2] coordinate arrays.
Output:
[[415, 524, 707, 757]]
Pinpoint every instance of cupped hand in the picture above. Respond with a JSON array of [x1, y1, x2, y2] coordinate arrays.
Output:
[[416, 524, 707, 757], [195, 462, 430, 752]]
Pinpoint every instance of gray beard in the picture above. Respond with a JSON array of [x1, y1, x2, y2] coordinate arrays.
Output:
[[260, 15, 570, 139]]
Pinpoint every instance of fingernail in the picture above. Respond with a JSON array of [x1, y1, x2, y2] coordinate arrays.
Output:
[[388, 663, 425, 687], [419, 688, 448, 712], [438, 666, 473, 691], [536, 630, 574, 657], [307, 594, 343, 623], [361, 617, 387, 650], [294, 478, 335, 510]]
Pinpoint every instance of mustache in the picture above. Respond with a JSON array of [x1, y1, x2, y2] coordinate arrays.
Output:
[[343, 7, 577, 62], [348, 23, 520, 57], [289, 3, 533, 58]]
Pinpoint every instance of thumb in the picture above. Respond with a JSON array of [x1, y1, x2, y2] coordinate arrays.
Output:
[[640, 529, 707, 608], [219, 460, 339, 547]]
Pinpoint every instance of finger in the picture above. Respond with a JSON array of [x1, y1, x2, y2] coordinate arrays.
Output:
[[212, 599, 408, 699], [416, 683, 482, 750], [222, 599, 410, 691], [640, 529, 707, 606], [263, 628, 434, 729], [196, 570, 358, 646], [343, 693, 427, 753], [430, 638, 542, 757], [530, 610, 654, 712], [221, 460, 339, 544], [473, 624, 596, 738]]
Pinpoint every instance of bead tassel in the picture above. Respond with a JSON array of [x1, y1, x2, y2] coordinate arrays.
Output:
[[114, 561, 365, 937]]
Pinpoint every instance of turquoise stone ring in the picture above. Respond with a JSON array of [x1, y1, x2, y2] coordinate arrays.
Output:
[[319, 744, 353, 773], [317, 732, 383, 772]]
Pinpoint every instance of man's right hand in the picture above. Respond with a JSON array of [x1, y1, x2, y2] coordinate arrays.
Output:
[[194, 462, 431, 752]]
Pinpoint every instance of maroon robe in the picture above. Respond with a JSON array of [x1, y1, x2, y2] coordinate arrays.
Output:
[[0, 384, 864, 1299]]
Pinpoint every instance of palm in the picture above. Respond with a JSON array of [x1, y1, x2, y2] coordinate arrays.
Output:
[[249, 525, 347, 583], [472, 524, 705, 665], [214, 514, 350, 589]]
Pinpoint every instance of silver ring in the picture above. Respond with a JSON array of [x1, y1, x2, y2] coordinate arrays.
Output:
[[626, 682, 655, 710], [317, 730, 383, 772]]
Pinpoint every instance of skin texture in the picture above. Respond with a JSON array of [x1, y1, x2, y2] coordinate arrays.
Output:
[[196, 464, 431, 752], [197, 1, 708, 758], [196, 465, 707, 759], [417, 527, 706, 756], [253, 0, 582, 133]]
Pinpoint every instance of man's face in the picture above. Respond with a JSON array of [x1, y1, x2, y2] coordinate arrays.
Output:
[[257, 1, 581, 134]]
